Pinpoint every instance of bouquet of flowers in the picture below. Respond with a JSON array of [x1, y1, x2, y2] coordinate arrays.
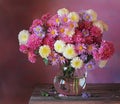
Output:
[[18, 8, 114, 77]]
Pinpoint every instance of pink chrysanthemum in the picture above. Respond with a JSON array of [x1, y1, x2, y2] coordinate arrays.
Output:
[[48, 27, 58, 38], [93, 50, 100, 61], [98, 40, 114, 60], [48, 51, 59, 65], [29, 19, 43, 33], [83, 21, 92, 29], [85, 35, 94, 45], [28, 51, 37, 63], [19, 45, 28, 54], [73, 30, 85, 43], [41, 13, 51, 23], [60, 15, 69, 24], [75, 43, 86, 54], [47, 14, 60, 26], [58, 55, 66, 64], [27, 34, 42, 50], [43, 35, 55, 49], [90, 26, 102, 37], [67, 21, 78, 29], [60, 35, 73, 44], [87, 44, 98, 54]]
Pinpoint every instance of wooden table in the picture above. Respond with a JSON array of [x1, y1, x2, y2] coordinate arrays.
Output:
[[29, 83, 120, 104]]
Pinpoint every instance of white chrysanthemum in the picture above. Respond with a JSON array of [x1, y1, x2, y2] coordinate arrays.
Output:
[[54, 40, 66, 53], [86, 9, 97, 21], [68, 12, 80, 22], [39, 45, 51, 59], [93, 20, 104, 33], [18, 30, 30, 45], [57, 8, 69, 16], [63, 44, 77, 59], [98, 60, 108, 68], [64, 28, 75, 37], [71, 57, 83, 69], [93, 20, 108, 33]]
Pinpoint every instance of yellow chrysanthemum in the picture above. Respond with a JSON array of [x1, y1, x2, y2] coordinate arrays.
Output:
[[18, 30, 30, 45], [65, 28, 75, 37], [57, 8, 69, 16], [54, 40, 66, 53], [68, 12, 79, 22], [86, 9, 97, 21], [98, 60, 108, 68], [39, 45, 51, 59], [63, 44, 77, 59], [71, 57, 83, 69]]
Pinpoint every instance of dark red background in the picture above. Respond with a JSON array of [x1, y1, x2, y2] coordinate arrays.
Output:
[[0, 0, 120, 104]]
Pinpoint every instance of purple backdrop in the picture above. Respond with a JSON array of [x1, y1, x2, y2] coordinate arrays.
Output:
[[0, 0, 120, 103]]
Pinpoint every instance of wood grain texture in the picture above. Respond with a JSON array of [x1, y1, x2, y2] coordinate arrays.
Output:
[[29, 83, 120, 104]]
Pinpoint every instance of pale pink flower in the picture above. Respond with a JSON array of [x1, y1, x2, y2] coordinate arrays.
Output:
[[19, 45, 28, 54], [28, 51, 37, 63]]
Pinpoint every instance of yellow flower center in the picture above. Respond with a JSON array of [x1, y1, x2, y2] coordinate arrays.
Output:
[[79, 46, 83, 51], [36, 27, 40, 32], [21, 34, 27, 41], [51, 30, 55, 35], [60, 28, 65, 33], [88, 64, 92, 69], [86, 15, 90, 20], [74, 61, 80, 67], [56, 18, 59, 23], [67, 48, 74, 55], [70, 23, 74, 28], [56, 44, 62, 50], [63, 17, 68, 22]]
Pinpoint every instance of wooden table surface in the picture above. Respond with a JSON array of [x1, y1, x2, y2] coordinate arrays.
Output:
[[29, 83, 120, 104]]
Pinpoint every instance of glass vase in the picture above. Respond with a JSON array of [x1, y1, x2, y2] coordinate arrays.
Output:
[[53, 67, 87, 96]]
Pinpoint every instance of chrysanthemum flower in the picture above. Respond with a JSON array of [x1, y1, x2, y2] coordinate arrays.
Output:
[[59, 56, 66, 64], [54, 40, 66, 53], [64, 28, 75, 37], [39, 45, 51, 59], [43, 35, 55, 49], [86, 9, 97, 21], [57, 8, 69, 17], [28, 51, 37, 63], [63, 44, 77, 59], [48, 27, 58, 37], [82, 13, 92, 21], [68, 12, 80, 22], [19, 45, 28, 54], [85, 60, 95, 70], [67, 21, 78, 29], [98, 40, 114, 60], [71, 57, 83, 69], [18, 30, 30, 45], [75, 44, 86, 54], [60, 35, 73, 44], [29, 19, 43, 32], [82, 29, 90, 37], [98, 60, 108, 68], [87, 44, 97, 54], [60, 15, 69, 24], [47, 14, 60, 26], [93, 20, 108, 33], [33, 25, 45, 38], [27, 34, 42, 50], [59, 26, 65, 34]]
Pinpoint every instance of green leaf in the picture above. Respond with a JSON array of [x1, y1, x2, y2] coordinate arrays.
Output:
[[43, 58, 48, 65]]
